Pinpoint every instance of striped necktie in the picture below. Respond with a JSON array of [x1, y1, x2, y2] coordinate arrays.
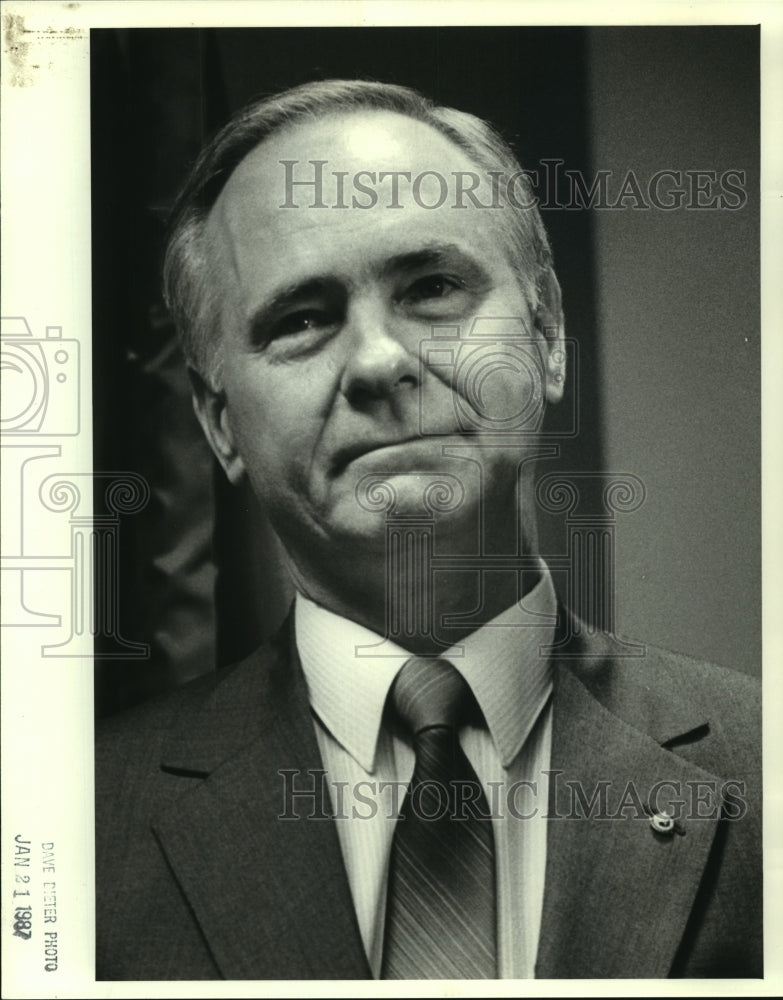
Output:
[[381, 656, 497, 979]]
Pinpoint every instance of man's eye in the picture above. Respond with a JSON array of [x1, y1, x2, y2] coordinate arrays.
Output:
[[404, 275, 462, 302], [273, 309, 337, 338]]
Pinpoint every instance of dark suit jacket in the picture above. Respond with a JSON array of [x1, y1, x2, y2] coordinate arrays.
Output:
[[95, 609, 762, 979]]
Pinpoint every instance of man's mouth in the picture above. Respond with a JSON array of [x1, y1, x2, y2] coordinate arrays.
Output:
[[330, 431, 472, 476]]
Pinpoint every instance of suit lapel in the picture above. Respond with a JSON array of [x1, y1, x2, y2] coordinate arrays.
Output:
[[152, 620, 370, 979], [535, 644, 722, 978]]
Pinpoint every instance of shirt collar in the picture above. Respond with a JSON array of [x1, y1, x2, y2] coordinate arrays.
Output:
[[295, 561, 558, 772]]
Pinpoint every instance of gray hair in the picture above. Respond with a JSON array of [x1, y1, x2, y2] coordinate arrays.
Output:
[[162, 78, 553, 388]]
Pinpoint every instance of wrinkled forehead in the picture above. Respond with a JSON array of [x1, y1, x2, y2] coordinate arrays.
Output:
[[211, 108, 490, 224], [201, 109, 529, 305]]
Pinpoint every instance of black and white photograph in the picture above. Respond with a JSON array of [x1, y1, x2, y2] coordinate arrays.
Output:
[[1, 2, 780, 995]]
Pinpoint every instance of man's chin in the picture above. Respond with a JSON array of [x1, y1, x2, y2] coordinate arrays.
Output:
[[314, 475, 480, 562]]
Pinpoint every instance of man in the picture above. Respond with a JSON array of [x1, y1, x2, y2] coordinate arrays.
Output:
[[95, 79, 761, 980]]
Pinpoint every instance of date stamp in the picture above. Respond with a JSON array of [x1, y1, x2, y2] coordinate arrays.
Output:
[[8, 835, 59, 970], [12, 835, 32, 940], [12, 905, 32, 941]]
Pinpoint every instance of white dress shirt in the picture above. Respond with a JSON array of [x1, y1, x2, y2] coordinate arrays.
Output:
[[295, 564, 558, 978]]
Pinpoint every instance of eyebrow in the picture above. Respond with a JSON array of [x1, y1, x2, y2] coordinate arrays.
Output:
[[246, 241, 491, 333]]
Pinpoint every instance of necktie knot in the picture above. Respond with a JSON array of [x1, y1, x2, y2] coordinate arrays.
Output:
[[391, 656, 470, 737]]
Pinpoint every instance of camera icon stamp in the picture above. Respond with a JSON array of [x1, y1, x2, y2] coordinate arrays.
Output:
[[419, 316, 578, 438], [1, 317, 148, 658], [1, 317, 80, 436]]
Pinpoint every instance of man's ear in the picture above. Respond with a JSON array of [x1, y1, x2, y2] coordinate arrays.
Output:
[[533, 266, 566, 405], [189, 367, 246, 486]]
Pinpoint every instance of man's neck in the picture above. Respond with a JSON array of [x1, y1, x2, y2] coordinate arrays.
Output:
[[285, 519, 542, 657]]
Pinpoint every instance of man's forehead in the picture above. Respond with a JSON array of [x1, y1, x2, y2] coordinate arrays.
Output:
[[209, 109, 486, 224], [200, 107, 529, 312]]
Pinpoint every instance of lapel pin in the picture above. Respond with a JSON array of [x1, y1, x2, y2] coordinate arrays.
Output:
[[650, 810, 675, 835], [644, 798, 686, 837], [647, 807, 685, 837]]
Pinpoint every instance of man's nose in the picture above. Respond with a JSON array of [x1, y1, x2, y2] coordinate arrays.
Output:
[[339, 302, 420, 409]]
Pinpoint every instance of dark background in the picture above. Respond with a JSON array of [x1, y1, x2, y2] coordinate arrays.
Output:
[[91, 27, 759, 716]]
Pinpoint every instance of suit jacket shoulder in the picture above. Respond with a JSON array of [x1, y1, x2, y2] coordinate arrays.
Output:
[[563, 630, 760, 773]]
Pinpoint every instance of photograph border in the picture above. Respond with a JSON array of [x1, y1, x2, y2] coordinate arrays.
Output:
[[2, 2, 780, 997]]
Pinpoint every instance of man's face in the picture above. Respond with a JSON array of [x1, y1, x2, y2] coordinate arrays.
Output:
[[197, 110, 563, 573]]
